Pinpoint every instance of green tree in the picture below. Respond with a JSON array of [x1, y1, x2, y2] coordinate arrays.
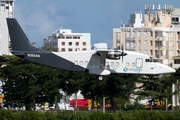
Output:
[[135, 74, 176, 110], [0, 55, 62, 109], [103, 74, 139, 111]]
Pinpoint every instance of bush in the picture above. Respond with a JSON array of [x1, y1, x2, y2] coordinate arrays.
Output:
[[125, 102, 145, 111], [1, 109, 180, 120]]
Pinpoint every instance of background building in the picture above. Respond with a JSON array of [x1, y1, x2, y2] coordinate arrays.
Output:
[[44, 28, 91, 52], [0, 0, 15, 55], [113, 5, 180, 65]]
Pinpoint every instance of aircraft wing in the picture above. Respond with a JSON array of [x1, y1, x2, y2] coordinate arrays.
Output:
[[94, 50, 109, 69]]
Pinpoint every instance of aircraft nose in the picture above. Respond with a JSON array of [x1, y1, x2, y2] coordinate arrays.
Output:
[[161, 65, 176, 74], [170, 67, 176, 73]]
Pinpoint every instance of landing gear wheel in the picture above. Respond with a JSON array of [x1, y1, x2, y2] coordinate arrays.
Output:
[[98, 76, 103, 81]]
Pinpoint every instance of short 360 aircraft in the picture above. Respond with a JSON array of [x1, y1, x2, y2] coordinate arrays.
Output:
[[6, 18, 175, 80]]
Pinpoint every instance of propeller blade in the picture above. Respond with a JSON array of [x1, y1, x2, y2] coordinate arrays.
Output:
[[121, 43, 124, 63]]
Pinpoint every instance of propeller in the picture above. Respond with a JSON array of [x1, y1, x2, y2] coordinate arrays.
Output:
[[121, 44, 127, 63], [115, 43, 127, 63]]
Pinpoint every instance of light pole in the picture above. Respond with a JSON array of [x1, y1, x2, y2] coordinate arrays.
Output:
[[103, 97, 105, 113]]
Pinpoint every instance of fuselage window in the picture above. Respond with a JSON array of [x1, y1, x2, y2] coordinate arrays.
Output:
[[115, 62, 119, 66], [126, 62, 130, 67], [131, 62, 136, 67], [95, 61, 98, 66], [74, 61, 78, 65], [110, 62, 114, 67], [136, 58, 143, 68], [85, 61, 88, 66], [90, 61, 93, 66], [80, 61, 83, 65]]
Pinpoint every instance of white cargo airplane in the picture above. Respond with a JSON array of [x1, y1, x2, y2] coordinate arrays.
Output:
[[6, 18, 175, 80]]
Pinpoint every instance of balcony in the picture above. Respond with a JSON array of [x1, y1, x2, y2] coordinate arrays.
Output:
[[154, 46, 164, 50], [126, 37, 135, 41], [155, 55, 165, 59], [126, 46, 136, 50], [155, 37, 164, 41]]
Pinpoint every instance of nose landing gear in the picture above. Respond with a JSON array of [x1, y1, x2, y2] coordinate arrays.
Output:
[[98, 76, 103, 81]]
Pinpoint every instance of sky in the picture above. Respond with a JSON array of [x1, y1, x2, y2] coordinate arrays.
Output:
[[14, 0, 179, 48]]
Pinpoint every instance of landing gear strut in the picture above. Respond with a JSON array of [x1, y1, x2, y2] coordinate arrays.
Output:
[[98, 76, 103, 81]]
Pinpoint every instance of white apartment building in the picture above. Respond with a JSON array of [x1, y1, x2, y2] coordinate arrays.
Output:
[[0, 0, 15, 55], [44, 28, 91, 52], [113, 5, 180, 65]]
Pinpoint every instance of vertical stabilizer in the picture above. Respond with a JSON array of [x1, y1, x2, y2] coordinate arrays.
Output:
[[6, 18, 41, 51]]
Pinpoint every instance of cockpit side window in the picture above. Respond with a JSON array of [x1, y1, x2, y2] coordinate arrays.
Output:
[[145, 59, 150, 62], [145, 57, 156, 62]]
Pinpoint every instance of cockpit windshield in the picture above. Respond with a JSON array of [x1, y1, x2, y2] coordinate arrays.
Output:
[[145, 57, 156, 62]]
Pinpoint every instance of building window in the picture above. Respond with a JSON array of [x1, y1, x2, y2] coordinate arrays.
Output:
[[144, 40, 147, 44], [61, 48, 65, 52], [69, 42, 72, 46], [169, 51, 174, 56], [150, 41, 153, 46], [169, 32, 174, 37], [144, 50, 148, 54], [10, 1, 12, 6], [62, 42, 65, 46], [150, 50, 153, 55], [174, 60, 180, 64], [83, 42, 86, 46], [126, 32, 130, 37], [73, 36, 80, 39], [150, 31, 153, 37], [68, 48, 72, 51], [76, 42, 79, 46], [169, 42, 174, 47], [66, 36, 72, 39], [137, 32, 140, 37], [75, 48, 80, 51], [82, 48, 86, 51], [59, 36, 65, 39], [138, 40, 141, 46]]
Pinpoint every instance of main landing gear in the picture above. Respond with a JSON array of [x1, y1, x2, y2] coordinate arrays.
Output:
[[98, 76, 103, 81]]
